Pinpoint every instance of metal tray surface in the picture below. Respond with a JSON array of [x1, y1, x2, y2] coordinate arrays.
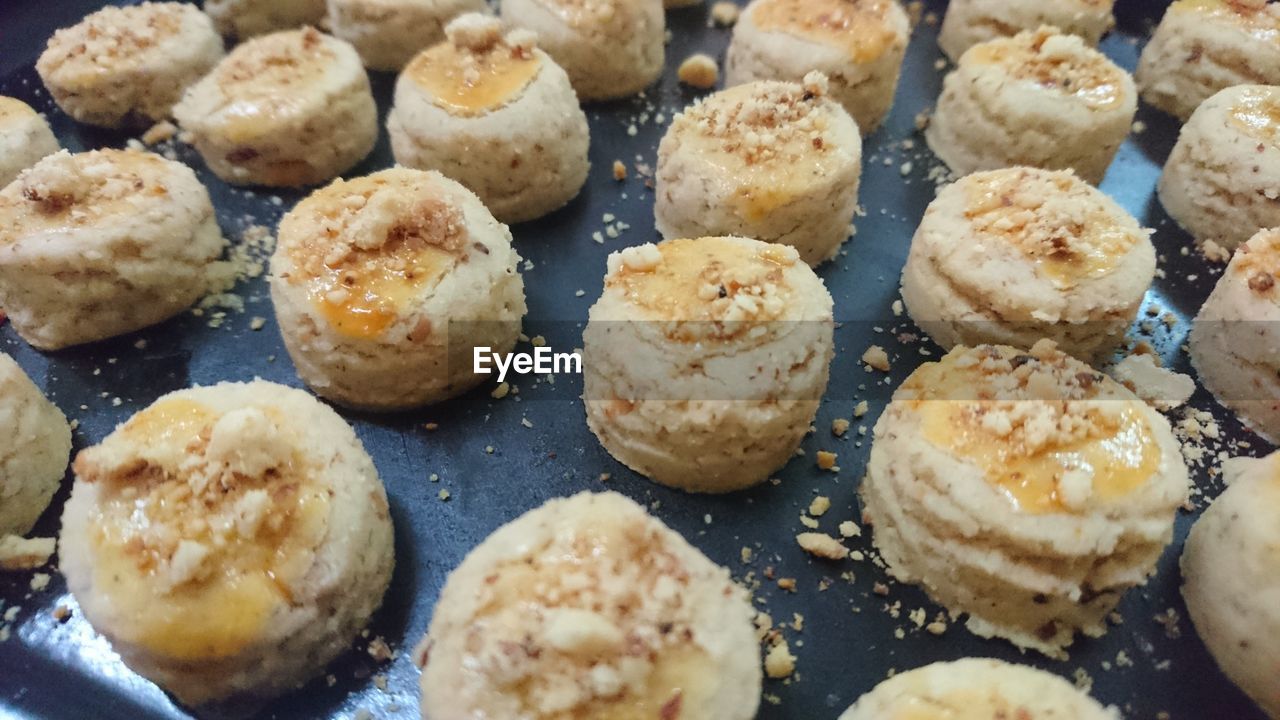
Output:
[[0, 1, 1269, 718]]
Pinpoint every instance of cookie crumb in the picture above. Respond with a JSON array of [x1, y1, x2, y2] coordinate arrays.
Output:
[[796, 532, 849, 560], [612, 159, 627, 181], [710, 1, 740, 26], [677, 53, 719, 89], [862, 345, 891, 371]]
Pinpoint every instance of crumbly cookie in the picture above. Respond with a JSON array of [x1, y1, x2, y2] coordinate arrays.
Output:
[[655, 74, 861, 266], [205, 0, 328, 38], [174, 27, 377, 187], [725, 0, 909, 134], [36, 2, 224, 128], [938, 0, 1115, 61], [861, 342, 1189, 658], [901, 167, 1155, 362], [927, 26, 1136, 184], [327, 0, 490, 71], [59, 381, 394, 707], [0, 149, 226, 350], [388, 15, 590, 223], [0, 353, 71, 537], [270, 167, 526, 410], [583, 237, 834, 493], [0, 97, 59, 188], [418, 491, 761, 719]]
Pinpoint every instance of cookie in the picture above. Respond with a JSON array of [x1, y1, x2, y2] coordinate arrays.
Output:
[[583, 237, 834, 493], [388, 14, 590, 223], [0, 97, 59, 188], [327, 0, 489, 71], [0, 353, 71, 537], [938, 0, 1115, 61], [205, 0, 327, 38]]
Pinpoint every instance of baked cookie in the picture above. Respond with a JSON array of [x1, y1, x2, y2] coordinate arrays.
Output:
[[500, 0, 664, 101], [725, 0, 909, 134], [0, 353, 71, 537], [938, 0, 1115, 61], [1182, 451, 1280, 720], [418, 491, 761, 719], [0, 150, 226, 350], [1136, 0, 1280, 122], [861, 342, 1189, 658], [1189, 228, 1280, 443], [840, 658, 1119, 720], [270, 167, 526, 410], [927, 26, 1136, 184], [1159, 84, 1280, 251], [205, 0, 328, 38], [327, 0, 490, 71], [37, 2, 223, 128], [60, 381, 394, 707], [583, 237, 834, 493], [901, 167, 1155, 362], [388, 14, 590, 223], [655, 74, 861, 266], [0, 97, 59, 188], [174, 27, 377, 187]]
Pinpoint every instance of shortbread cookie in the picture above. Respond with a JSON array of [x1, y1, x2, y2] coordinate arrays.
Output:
[[862, 342, 1188, 658], [388, 15, 590, 223], [938, 0, 1115, 61], [174, 27, 377, 187], [327, 0, 489, 71], [656, 75, 860, 266], [1182, 452, 1280, 720], [583, 237, 834, 493], [901, 167, 1155, 362], [205, 0, 327, 38], [0, 98, 59, 188], [500, 0, 664, 101], [60, 381, 394, 707], [1189, 229, 1280, 443], [840, 659, 1119, 720], [725, 0, 909, 134], [270, 168, 526, 410], [1136, 0, 1280, 121], [0, 354, 71, 537], [927, 27, 1136, 184], [1159, 84, 1280, 251], [36, 3, 223, 128], [418, 491, 760, 719], [0, 150, 226, 350]]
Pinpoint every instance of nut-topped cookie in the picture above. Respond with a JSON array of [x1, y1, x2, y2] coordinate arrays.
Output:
[[938, 0, 1115, 61], [205, 0, 327, 39]]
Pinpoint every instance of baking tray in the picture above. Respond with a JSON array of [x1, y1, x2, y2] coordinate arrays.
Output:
[[0, 0, 1269, 718]]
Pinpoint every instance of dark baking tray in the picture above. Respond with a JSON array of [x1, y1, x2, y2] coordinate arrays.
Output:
[[0, 0, 1269, 718]]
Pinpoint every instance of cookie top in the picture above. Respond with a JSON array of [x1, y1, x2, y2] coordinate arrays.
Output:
[[1168, 0, 1280, 38], [1225, 84, 1280, 145], [403, 15, 543, 117], [37, 3, 213, 83], [0, 97, 39, 129], [963, 26, 1130, 112], [897, 342, 1161, 515], [749, 0, 907, 62]]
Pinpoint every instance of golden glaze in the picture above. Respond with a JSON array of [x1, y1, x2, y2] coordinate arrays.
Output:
[[752, 0, 903, 63], [966, 30, 1125, 111], [1172, 0, 1280, 40], [407, 42, 541, 117], [1230, 89, 1280, 143]]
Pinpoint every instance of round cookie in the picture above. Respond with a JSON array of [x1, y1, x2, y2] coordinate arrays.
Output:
[[417, 491, 761, 720], [938, 0, 1115, 61], [205, 0, 328, 38], [1189, 228, 1280, 443], [900, 167, 1155, 362], [499, 0, 665, 101], [927, 26, 1137, 185], [0, 97, 59, 188], [1182, 452, 1280, 720], [327, 0, 490, 71], [583, 237, 834, 493], [1136, 0, 1280, 122], [388, 15, 590, 224], [270, 168, 526, 410], [59, 380, 394, 707], [839, 658, 1120, 720], [655, 75, 861, 267], [36, 2, 224, 129], [0, 354, 71, 537], [861, 342, 1189, 658], [0, 149, 226, 350], [173, 27, 377, 187], [724, 0, 909, 135], [1158, 84, 1280, 251]]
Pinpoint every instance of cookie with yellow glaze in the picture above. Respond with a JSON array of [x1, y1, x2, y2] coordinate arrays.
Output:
[[900, 167, 1155, 363], [59, 380, 394, 707], [861, 341, 1188, 658], [655, 73, 861, 267], [839, 658, 1119, 720], [270, 167, 526, 410], [938, 0, 1115, 61], [417, 491, 761, 719]]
